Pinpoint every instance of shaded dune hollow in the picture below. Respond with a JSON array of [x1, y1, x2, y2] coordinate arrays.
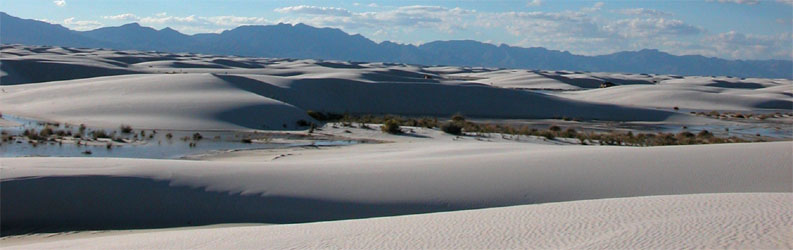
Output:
[[0, 176, 456, 235]]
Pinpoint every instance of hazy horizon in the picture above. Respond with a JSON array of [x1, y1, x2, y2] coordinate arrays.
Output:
[[2, 0, 791, 60]]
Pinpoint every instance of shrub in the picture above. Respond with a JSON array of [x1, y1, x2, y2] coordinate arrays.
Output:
[[93, 130, 110, 139], [39, 127, 54, 138], [440, 122, 463, 135], [548, 125, 562, 132], [120, 124, 133, 134], [451, 114, 466, 123], [307, 110, 326, 121], [561, 128, 577, 138], [697, 130, 713, 138], [539, 130, 555, 140], [165, 133, 173, 139], [192, 133, 203, 140], [241, 138, 253, 143], [381, 119, 401, 134]]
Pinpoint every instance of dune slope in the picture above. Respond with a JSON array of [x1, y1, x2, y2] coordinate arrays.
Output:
[[5, 193, 791, 249], [2, 141, 790, 233]]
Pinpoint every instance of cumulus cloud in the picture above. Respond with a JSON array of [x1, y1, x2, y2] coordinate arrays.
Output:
[[276, 5, 475, 33], [62, 17, 102, 30], [102, 13, 139, 21], [700, 31, 792, 59], [616, 8, 671, 17], [604, 18, 703, 38], [581, 2, 604, 12], [275, 5, 353, 16], [53, 0, 66, 7], [705, 0, 760, 4], [526, 0, 543, 7], [776, 0, 793, 5]]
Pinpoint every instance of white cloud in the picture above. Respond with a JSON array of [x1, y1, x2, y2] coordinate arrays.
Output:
[[62, 17, 102, 30], [705, 0, 760, 4], [604, 18, 703, 38], [527, 0, 543, 7], [53, 0, 66, 7], [699, 31, 792, 59], [276, 5, 475, 33], [776, 0, 793, 5], [275, 5, 353, 16], [616, 8, 671, 17], [102, 13, 139, 21], [368, 3, 379, 7], [131, 14, 271, 33], [582, 2, 604, 12]]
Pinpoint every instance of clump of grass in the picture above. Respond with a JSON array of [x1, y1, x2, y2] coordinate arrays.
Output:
[[381, 119, 402, 134], [92, 130, 111, 139], [120, 124, 133, 134], [440, 122, 463, 135], [165, 133, 173, 139], [192, 132, 204, 141]]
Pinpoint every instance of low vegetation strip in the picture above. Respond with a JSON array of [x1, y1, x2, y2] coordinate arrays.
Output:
[[305, 111, 766, 146]]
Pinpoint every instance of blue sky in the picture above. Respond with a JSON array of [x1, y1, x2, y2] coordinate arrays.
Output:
[[2, 0, 791, 59]]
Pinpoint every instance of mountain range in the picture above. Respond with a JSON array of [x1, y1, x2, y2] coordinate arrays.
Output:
[[1, 11, 790, 79]]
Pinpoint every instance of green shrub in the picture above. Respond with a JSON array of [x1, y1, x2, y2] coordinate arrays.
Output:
[[93, 130, 110, 139], [451, 114, 466, 123], [381, 119, 402, 134], [120, 124, 133, 134], [440, 122, 463, 135]]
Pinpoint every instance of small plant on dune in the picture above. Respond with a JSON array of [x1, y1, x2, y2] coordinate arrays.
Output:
[[440, 122, 463, 135], [306, 110, 326, 121], [548, 125, 562, 132], [560, 128, 577, 138], [451, 113, 466, 123], [241, 138, 253, 143], [92, 130, 110, 139], [381, 119, 402, 134], [192, 132, 203, 141], [539, 130, 555, 140], [39, 126, 54, 138], [165, 133, 173, 139], [120, 124, 133, 134]]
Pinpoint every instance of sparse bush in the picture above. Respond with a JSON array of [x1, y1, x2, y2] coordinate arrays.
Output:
[[381, 119, 401, 134], [549, 125, 562, 132], [241, 138, 253, 143], [39, 127, 54, 138], [539, 130, 555, 140], [165, 133, 173, 139], [192, 133, 203, 140], [120, 124, 133, 134], [440, 122, 463, 135], [93, 130, 110, 139], [451, 114, 466, 123]]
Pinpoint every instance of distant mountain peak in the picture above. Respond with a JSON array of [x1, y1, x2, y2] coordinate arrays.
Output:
[[0, 12, 789, 79]]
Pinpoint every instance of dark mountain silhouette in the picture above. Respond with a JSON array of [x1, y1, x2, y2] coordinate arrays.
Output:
[[1, 12, 790, 78]]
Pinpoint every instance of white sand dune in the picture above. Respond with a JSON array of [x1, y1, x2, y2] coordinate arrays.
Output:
[[557, 84, 793, 111], [4, 193, 791, 249], [2, 44, 792, 248], [2, 140, 790, 232]]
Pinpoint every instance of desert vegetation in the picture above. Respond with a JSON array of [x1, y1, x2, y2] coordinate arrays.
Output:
[[303, 111, 763, 146]]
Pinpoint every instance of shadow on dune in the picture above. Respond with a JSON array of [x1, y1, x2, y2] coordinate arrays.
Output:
[[0, 59, 142, 85], [215, 74, 678, 121], [0, 176, 457, 236]]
